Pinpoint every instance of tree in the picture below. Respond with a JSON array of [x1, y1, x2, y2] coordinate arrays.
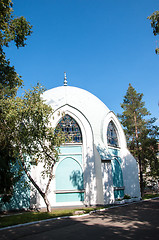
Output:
[[0, 2, 64, 212], [0, 0, 32, 48], [0, 144, 17, 203], [0, 0, 32, 97], [118, 84, 159, 197], [0, 0, 32, 202], [148, 11, 159, 54], [2, 84, 65, 212]]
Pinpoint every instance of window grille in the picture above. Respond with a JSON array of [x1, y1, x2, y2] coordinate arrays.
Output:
[[55, 114, 82, 143], [107, 121, 119, 147]]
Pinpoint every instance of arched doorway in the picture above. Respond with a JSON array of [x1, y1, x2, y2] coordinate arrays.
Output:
[[111, 158, 124, 199], [55, 115, 84, 204], [107, 120, 124, 199]]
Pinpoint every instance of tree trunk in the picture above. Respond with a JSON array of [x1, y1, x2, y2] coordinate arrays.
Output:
[[43, 194, 52, 212], [21, 160, 52, 212], [19, 148, 52, 212], [133, 112, 144, 197], [138, 154, 144, 197]]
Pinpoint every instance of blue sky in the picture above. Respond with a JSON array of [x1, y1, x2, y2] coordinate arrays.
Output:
[[5, 0, 159, 124]]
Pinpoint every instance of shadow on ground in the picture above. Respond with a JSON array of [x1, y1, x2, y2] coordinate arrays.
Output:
[[0, 199, 159, 240]]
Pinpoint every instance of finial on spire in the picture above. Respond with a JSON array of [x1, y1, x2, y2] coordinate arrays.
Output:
[[64, 72, 67, 86]]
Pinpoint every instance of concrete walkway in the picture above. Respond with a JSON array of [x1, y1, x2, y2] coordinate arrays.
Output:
[[1, 198, 159, 240]]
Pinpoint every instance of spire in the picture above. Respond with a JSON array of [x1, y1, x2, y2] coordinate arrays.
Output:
[[64, 72, 67, 86]]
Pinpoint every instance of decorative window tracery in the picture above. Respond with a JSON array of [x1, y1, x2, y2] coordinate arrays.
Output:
[[55, 114, 82, 143], [107, 121, 119, 147]]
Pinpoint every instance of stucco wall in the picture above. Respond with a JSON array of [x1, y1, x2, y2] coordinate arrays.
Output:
[[31, 85, 141, 208]]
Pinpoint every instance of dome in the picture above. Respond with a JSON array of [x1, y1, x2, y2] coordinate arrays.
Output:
[[42, 86, 110, 140]]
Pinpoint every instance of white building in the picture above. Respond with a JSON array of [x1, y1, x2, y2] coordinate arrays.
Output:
[[31, 76, 140, 208]]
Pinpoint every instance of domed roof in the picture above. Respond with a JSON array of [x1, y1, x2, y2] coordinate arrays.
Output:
[[43, 85, 109, 117], [42, 85, 110, 144]]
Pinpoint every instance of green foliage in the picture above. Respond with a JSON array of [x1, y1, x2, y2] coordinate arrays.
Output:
[[0, 50, 22, 100], [0, 0, 32, 203], [148, 11, 159, 54], [2, 84, 62, 174], [118, 84, 159, 195], [1, 83, 65, 211], [0, 1, 64, 211], [123, 194, 131, 199], [0, 0, 32, 48], [0, 145, 15, 203], [148, 11, 159, 36], [118, 84, 150, 145], [0, 0, 32, 98]]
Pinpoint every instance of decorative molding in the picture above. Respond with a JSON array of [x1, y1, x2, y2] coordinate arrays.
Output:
[[114, 186, 125, 190], [101, 159, 111, 162], [59, 152, 82, 156], [55, 189, 85, 194]]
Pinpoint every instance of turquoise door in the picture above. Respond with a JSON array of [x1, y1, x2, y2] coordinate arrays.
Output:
[[55, 146, 84, 203], [111, 158, 124, 199], [55, 115, 84, 203]]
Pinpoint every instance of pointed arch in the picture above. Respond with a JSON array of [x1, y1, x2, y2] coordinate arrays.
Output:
[[50, 105, 96, 206], [55, 114, 82, 143], [55, 156, 84, 203], [107, 120, 119, 147]]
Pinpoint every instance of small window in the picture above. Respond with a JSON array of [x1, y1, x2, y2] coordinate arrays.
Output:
[[107, 121, 119, 147], [55, 115, 82, 143]]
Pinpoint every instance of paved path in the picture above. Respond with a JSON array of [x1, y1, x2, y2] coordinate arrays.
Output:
[[1, 198, 159, 240]]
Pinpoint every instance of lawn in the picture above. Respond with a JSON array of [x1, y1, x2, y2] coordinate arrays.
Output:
[[1, 194, 159, 229], [0, 207, 103, 228], [142, 193, 159, 200]]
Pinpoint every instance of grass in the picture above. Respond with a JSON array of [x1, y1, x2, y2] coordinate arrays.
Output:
[[1, 194, 159, 229], [0, 206, 104, 228], [142, 193, 159, 200]]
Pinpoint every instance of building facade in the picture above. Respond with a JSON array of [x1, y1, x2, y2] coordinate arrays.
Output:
[[30, 81, 141, 208]]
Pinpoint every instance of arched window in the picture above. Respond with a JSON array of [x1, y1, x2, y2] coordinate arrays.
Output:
[[107, 121, 119, 147], [55, 114, 82, 143]]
